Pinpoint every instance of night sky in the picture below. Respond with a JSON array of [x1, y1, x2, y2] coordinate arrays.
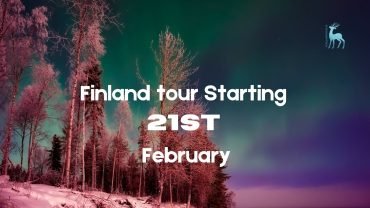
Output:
[[21, 0, 370, 206]]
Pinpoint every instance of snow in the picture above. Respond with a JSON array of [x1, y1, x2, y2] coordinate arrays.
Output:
[[0, 175, 9, 185], [0, 175, 190, 208]]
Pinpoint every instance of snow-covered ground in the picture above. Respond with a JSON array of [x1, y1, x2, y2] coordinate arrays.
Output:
[[0, 175, 189, 208]]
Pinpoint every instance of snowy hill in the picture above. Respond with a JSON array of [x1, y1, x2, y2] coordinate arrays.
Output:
[[0, 175, 189, 208]]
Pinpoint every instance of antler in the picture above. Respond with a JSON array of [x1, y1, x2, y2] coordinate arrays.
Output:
[[331, 22, 340, 27]]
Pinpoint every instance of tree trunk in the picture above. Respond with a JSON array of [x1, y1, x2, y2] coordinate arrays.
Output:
[[61, 141, 67, 185], [81, 100, 86, 191], [139, 162, 142, 197], [119, 168, 122, 192], [158, 173, 164, 205], [101, 160, 105, 191], [20, 123, 26, 168], [0, 1, 9, 41], [1, 82, 18, 175], [65, 76, 77, 188], [158, 87, 165, 205], [65, 5, 85, 187], [176, 182, 179, 203], [143, 164, 146, 196], [111, 149, 116, 193], [73, 99, 82, 190], [186, 184, 191, 208], [27, 116, 40, 181], [186, 179, 192, 208], [27, 89, 45, 181], [170, 174, 173, 207], [26, 122, 33, 181], [92, 137, 96, 189]]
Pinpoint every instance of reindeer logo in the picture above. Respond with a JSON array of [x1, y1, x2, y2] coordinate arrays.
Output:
[[327, 22, 345, 49]]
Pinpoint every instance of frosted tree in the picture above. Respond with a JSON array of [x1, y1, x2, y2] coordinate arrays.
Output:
[[70, 67, 90, 190], [127, 153, 140, 195], [63, 0, 121, 188], [152, 29, 197, 204], [0, 0, 31, 174], [99, 127, 111, 191], [159, 100, 218, 207], [84, 63, 104, 189], [26, 63, 59, 181], [0, 1, 50, 175], [3, 63, 58, 181], [13, 95, 33, 168], [0, 0, 25, 41], [137, 121, 150, 196], [62, 0, 112, 187], [0, 0, 12, 104], [32, 146, 49, 177], [179, 101, 217, 208], [110, 101, 132, 193], [137, 107, 159, 197], [110, 134, 129, 193], [151, 29, 197, 115], [187, 129, 216, 207], [0, 38, 7, 109], [72, 61, 89, 191], [159, 129, 186, 206], [136, 28, 198, 203], [25, 5, 56, 179], [29, 6, 49, 60]]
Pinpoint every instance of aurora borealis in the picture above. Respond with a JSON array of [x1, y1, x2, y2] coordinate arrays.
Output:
[[19, 0, 370, 206]]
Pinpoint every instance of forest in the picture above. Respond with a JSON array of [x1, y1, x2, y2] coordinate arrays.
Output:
[[0, 0, 234, 207]]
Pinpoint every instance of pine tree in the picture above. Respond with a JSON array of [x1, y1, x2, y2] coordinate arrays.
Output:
[[127, 153, 139, 195], [207, 156, 234, 208], [110, 133, 129, 193], [48, 135, 62, 172], [145, 159, 159, 196], [85, 62, 105, 189], [174, 101, 217, 208], [138, 121, 150, 196], [185, 129, 216, 208], [63, 0, 112, 187], [153, 29, 197, 205], [99, 128, 111, 191], [110, 101, 131, 193]]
